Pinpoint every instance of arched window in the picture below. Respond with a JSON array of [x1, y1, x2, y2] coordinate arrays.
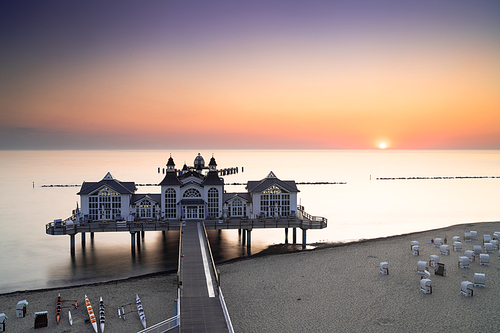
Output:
[[89, 186, 121, 220], [165, 188, 176, 219], [208, 188, 219, 218], [139, 199, 152, 218], [231, 199, 243, 217], [183, 188, 201, 198], [260, 185, 290, 217]]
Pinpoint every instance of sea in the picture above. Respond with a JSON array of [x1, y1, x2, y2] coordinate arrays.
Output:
[[0, 149, 499, 294]]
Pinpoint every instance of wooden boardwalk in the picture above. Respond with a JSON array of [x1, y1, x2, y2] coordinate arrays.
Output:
[[179, 221, 230, 333]]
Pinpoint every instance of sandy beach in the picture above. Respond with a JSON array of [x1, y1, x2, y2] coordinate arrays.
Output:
[[0, 273, 178, 333], [1, 221, 499, 332], [219, 221, 500, 333]]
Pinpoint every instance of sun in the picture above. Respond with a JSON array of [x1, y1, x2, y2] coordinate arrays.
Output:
[[379, 142, 387, 149]]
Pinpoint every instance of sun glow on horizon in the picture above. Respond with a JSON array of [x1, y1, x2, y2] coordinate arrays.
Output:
[[379, 142, 387, 149]]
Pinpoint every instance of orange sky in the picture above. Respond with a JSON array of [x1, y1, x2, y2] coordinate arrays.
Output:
[[1, 1, 499, 149]]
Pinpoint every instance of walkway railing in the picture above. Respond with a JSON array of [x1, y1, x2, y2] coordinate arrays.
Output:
[[204, 216, 327, 230], [46, 220, 182, 235], [202, 221, 234, 333], [136, 315, 180, 333], [202, 222, 220, 291]]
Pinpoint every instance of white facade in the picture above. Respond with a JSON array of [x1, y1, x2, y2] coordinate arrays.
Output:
[[77, 155, 300, 222]]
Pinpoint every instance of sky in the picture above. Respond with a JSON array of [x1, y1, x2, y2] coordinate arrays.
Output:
[[1, 0, 499, 150]]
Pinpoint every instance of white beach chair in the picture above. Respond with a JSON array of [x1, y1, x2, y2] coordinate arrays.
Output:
[[452, 236, 460, 243], [464, 232, 472, 242], [453, 241, 462, 252], [380, 262, 389, 275], [423, 270, 431, 279], [480, 254, 489, 266], [484, 243, 494, 253], [420, 278, 432, 294], [411, 241, 419, 250], [458, 256, 469, 269], [474, 273, 485, 287], [473, 245, 482, 257], [464, 250, 475, 262], [440, 245, 450, 256], [490, 240, 499, 250], [16, 300, 28, 318], [417, 261, 428, 274], [470, 231, 477, 240], [483, 234, 492, 244], [493, 232, 500, 240], [434, 238, 443, 247], [428, 255, 439, 267], [412, 245, 420, 256], [460, 281, 473, 297]]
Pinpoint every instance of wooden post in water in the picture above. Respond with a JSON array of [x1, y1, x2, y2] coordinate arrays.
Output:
[[246, 229, 252, 254], [81, 232, 86, 250], [90, 232, 94, 244], [302, 229, 307, 249], [130, 232, 136, 251], [285, 228, 289, 244], [242, 229, 246, 246], [70, 234, 75, 253], [293, 228, 297, 244]]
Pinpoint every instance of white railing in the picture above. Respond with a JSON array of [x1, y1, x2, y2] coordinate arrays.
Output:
[[219, 286, 235, 333], [136, 315, 179, 333]]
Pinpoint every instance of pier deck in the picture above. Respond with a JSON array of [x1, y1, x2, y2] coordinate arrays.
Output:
[[179, 221, 230, 332]]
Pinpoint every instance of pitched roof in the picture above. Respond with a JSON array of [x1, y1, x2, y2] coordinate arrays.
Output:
[[201, 171, 224, 186], [246, 172, 299, 193], [159, 172, 182, 186], [77, 173, 136, 195], [223, 192, 251, 203], [131, 193, 161, 204]]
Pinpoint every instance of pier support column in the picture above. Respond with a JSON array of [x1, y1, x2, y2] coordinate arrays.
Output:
[[136, 232, 141, 249], [293, 228, 297, 244], [90, 232, 94, 244], [81, 232, 86, 249], [242, 229, 246, 246], [131, 232, 136, 251], [70, 234, 75, 253], [285, 228, 289, 244], [302, 229, 307, 249], [246, 229, 252, 255], [141, 231, 145, 240]]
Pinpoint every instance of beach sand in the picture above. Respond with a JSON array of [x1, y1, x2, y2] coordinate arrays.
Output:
[[219, 221, 500, 333], [0, 273, 177, 333], [1, 221, 499, 332]]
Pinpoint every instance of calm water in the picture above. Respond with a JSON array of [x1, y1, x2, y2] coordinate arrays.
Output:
[[0, 149, 499, 293]]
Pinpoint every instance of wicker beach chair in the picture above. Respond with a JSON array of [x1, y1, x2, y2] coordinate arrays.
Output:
[[434, 238, 443, 247], [474, 273, 485, 287], [380, 262, 389, 275], [460, 281, 473, 297], [420, 279, 432, 294], [458, 256, 469, 268], [480, 254, 489, 266], [435, 263, 446, 276], [464, 250, 475, 262], [453, 241, 462, 252], [417, 261, 428, 274], [428, 255, 439, 267], [412, 245, 420, 256], [439, 245, 450, 256], [484, 243, 494, 253]]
